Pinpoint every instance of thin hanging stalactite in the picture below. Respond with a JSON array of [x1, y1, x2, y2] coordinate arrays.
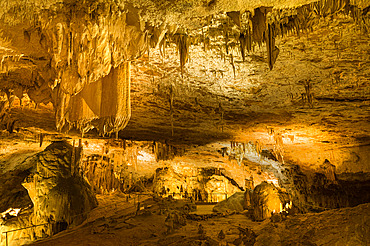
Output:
[[266, 24, 279, 70], [239, 32, 246, 62], [169, 84, 174, 137], [224, 22, 229, 55], [230, 52, 236, 79], [159, 34, 166, 59], [246, 25, 252, 53], [239, 26, 252, 62], [175, 34, 189, 76]]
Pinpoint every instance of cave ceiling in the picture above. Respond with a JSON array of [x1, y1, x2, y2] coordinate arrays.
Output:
[[0, 0, 370, 174]]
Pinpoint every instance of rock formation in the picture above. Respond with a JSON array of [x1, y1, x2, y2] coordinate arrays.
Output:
[[1, 0, 367, 135], [0, 141, 97, 246], [0, 1, 147, 135], [154, 166, 243, 202], [251, 182, 290, 221]]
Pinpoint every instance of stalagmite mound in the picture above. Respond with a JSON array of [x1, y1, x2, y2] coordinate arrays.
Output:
[[252, 182, 290, 221], [22, 141, 98, 226], [0, 141, 97, 246]]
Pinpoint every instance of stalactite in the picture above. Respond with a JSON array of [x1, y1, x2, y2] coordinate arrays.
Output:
[[227, 11, 241, 27], [175, 34, 189, 76], [230, 52, 236, 79], [246, 26, 252, 53], [159, 34, 166, 58], [239, 32, 246, 62], [224, 23, 229, 55], [57, 61, 131, 135], [169, 84, 174, 137], [251, 7, 266, 45], [266, 24, 279, 70]]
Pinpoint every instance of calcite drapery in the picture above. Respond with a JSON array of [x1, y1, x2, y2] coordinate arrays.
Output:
[[36, 2, 148, 134], [56, 62, 131, 134]]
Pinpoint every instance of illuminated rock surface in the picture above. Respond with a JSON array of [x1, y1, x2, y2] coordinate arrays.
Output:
[[251, 182, 290, 221]]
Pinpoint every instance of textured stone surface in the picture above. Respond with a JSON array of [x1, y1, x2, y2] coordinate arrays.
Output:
[[255, 203, 370, 246]]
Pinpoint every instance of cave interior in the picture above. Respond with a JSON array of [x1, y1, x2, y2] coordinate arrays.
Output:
[[0, 0, 370, 245]]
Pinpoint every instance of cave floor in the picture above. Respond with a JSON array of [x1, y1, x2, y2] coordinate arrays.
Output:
[[28, 193, 370, 246]]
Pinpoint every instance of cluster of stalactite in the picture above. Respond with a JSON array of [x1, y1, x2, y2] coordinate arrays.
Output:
[[282, 160, 370, 212], [1, 0, 369, 135], [269, 0, 352, 37], [235, 0, 354, 69], [183, 0, 367, 71], [0, 1, 149, 135], [80, 140, 144, 193], [81, 154, 121, 194], [153, 141, 185, 161], [219, 141, 266, 166], [39, 2, 148, 134], [154, 166, 242, 203]]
